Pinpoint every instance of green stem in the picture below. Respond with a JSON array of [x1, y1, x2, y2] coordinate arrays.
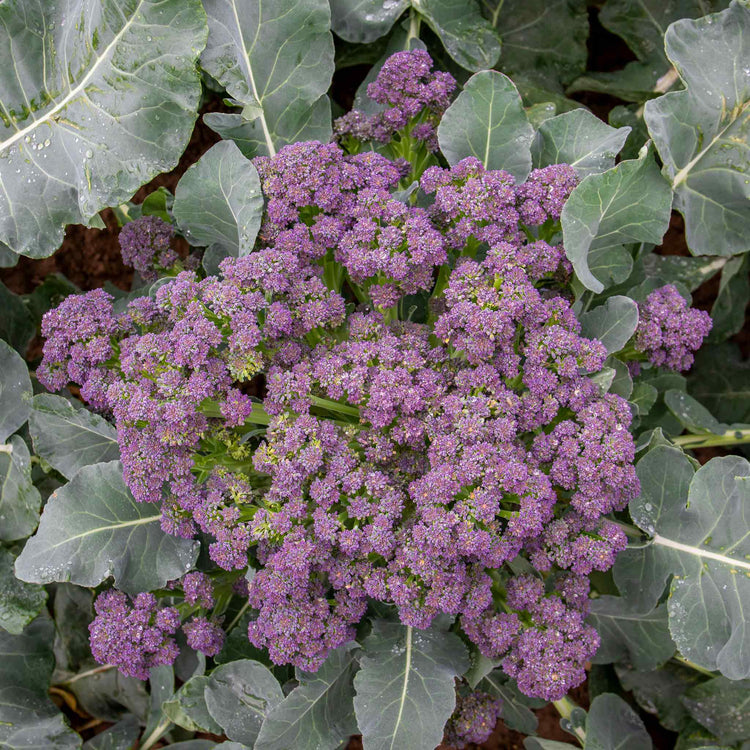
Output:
[[673, 654, 717, 678], [407, 8, 421, 44], [200, 400, 271, 425], [553, 696, 586, 746], [139, 718, 172, 750], [310, 395, 360, 418], [672, 428, 750, 449], [225, 600, 250, 633], [58, 664, 114, 686]]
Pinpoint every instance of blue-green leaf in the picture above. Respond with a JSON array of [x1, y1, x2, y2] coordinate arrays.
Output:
[[681, 676, 750, 744], [353, 618, 469, 750], [616, 448, 750, 679], [561, 143, 672, 292], [644, 2, 750, 257], [0, 547, 46, 635], [200, 0, 334, 158], [172, 140, 263, 263], [579, 296, 639, 354], [532, 109, 631, 177], [0, 340, 32, 442], [29, 394, 119, 480], [330, 0, 408, 43], [438, 70, 534, 180], [0, 0, 208, 261], [256, 644, 358, 750], [204, 660, 284, 746], [585, 693, 652, 749], [15, 460, 198, 594], [0, 435, 41, 543]]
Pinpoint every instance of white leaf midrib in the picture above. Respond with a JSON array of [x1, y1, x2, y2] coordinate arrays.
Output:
[[1, 0, 146, 154], [653, 533, 750, 571]]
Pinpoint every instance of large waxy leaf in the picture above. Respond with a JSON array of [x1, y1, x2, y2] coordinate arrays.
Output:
[[15, 460, 198, 594], [585, 693, 653, 749], [641, 254, 726, 291], [578, 296, 639, 354], [29, 394, 119, 480], [172, 140, 263, 267], [681, 676, 750, 744], [588, 598, 675, 671], [532, 109, 631, 177], [0, 282, 34, 355], [477, 671, 540, 735], [0, 618, 80, 749], [0, 0, 208, 261], [0, 340, 32, 442], [329, 0, 409, 43], [0, 435, 42, 542], [615, 447, 750, 679], [81, 715, 140, 750], [163, 676, 223, 734], [204, 659, 284, 746], [561, 144, 672, 292], [617, 662, 702, 733], [0, 548, 46, 635], [688, 344, 750, 424], [414, 0, 501, 72], [200, 0, 334, 158], [709, 255, 750, 341], [353, 618, 469, 750], [644, 2, 750, 257], [438, 70, 534, 180], [256, 644, 358, 750], [481, 0, 588, 88]]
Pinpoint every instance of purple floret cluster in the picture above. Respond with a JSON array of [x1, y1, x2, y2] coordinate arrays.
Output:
[[37, 49, 714, 705], [444, 690, 503, 748], [334, 49, 455, 151], [89, 572, 224, 677], [118, 216, 179, 281], [634, 284, 712, 371]]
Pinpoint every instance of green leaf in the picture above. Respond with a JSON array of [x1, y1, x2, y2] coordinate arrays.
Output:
[[329, 0, 408, 43], [200, 0, 334, 158], [0, 435, 41, 542], [163, 676, 223, 734], [616, 448, 750, 679], [172, 140, 263, 263], [561, 143, 672, 293], [608, 357, 634, 400], [0, 282, 34, 355], [641, 255, 726, 291], [709, 255, 750, 342], [675, 719, 728, 750], [532, 109, 631, 177], [630, 382, 658, 416], [29, 394, 119, 480], [579, 296, 639, 354], [27, 274, 80, 325], [0, 547, 46, 635], [644, 2, 750, 257], [438, 70, 534, 180], [664, 390, 727, 434], [681, 676, 750, 744], [688, 344, 750, 424], [600, 0, 730, 65], [256, 644, 358, 750], [0, 340, 32, 442], [525, 740, 577, 750], [353, 618, 469, 750], [417, 0, 501, 72], [140, 187, 173, 224], [69, 668, 149, 724], [0, 618, 80, 749], [0, 0, 208, 261], [15, 460, 198, 594], [588, 598, 675, 671], [204, 659, 284, 746], [81, 715, 140, 750], [617, 662, 703, 733], [481, 0, 588, 88], [585, 693, 652, 749], [567, 61, 664, 103], [478, 670, 540, 735]]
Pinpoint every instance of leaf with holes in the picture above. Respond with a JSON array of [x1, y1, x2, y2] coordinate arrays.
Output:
[[0, 0, 207, 261]]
